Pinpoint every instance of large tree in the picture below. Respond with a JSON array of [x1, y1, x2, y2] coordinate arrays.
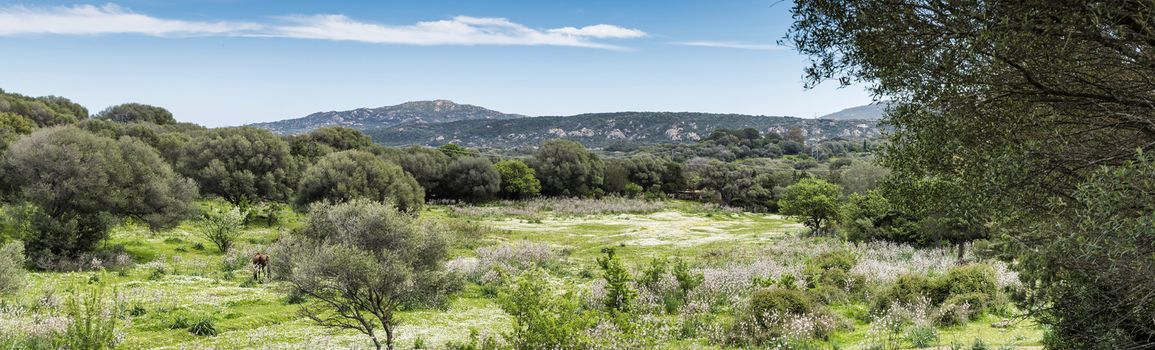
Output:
[[296, 150, 424, 212], [787, 0, 1155, 346], [177, 127, 299, 205], [778, 178, 843, 236], [374, 146, 451, 199], [529, 139, 604, 197], [0, 127, 197, 258], [94, 103, 176, 125], [441, 157, 501, 202], [272, 200, 457, 350], [494, 159, 541, 199]]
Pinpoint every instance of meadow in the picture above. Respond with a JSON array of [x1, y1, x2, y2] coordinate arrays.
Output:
[[0, 198, 1040, 349]]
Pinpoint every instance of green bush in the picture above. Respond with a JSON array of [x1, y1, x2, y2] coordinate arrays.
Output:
[[749, 288, 812, 327], [811, 284, 849, 304], [871, 274, 936, 312], [802, 250, 863, 295], [940, 264, 998, 298]]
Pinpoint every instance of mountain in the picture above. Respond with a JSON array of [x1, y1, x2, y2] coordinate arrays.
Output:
[[819, 102, 891, 121], [364, 112, 882, 148], [249, 100, 525, 134]]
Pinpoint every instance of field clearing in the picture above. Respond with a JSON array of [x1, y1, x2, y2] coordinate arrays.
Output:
[[2, 200, 1042, 349]]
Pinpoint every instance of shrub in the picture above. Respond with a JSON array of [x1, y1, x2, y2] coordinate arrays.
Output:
[[0, 241, 26, 295], [199, 205, 247, 252], [872, 274, 937, 312], [597, 248, 636, 313], [750, 288, 812, 321], [500, 269, 596, 350], [940, 264, 998, 298]]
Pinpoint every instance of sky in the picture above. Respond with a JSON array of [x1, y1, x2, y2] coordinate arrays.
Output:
[[0, 0, 875, 127]]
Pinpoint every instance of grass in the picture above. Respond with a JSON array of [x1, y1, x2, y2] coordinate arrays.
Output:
[[1, 199, 1043, 349]]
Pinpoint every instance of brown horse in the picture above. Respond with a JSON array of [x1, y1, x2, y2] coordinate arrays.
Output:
[[252, 253, 270, 281]]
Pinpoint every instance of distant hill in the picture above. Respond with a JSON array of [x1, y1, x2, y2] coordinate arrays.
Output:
[[248, 100, 525, 134], [819, 102, 891, 121], [365, 112, 882, 148]]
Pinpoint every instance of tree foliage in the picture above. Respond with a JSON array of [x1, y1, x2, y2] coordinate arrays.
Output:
[[273, 200, 457, 350], [779, 178, 842, 236], [176, 127, 298, 205], [0, 127, 197, 257], [94, 103, 176, 125], [0, 89, 88, 127], [296, 150, 424, 212], [374, 146, 451, 199], [442, 157, 501, 202], [787, 0, 1155, 345], [494, 159, 541, 199], [529, 139, 604, 197]]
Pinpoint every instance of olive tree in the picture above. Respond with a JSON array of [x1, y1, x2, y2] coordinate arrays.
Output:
[[442, 157, 501, 202], [272, 200, 458, 350], [176, 127, 298, 205], [494, 159, 541, 199], [198, 205, 247, 252], [778, 178, 843, 236], [529, 139, 604, 197], [296, 150, 424, 212], [0, 127, 198, 258], [94, 103, 176, 124]]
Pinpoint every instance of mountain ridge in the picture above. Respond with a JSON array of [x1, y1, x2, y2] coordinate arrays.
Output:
[[248, 99, 525, 134]]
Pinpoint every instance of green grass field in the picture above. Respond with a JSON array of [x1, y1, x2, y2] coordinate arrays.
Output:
[[1, 200, 1042, 349]]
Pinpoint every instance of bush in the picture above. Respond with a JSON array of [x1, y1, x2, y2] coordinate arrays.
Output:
[[872, 274, 937, 312], [0, 241, 25, 295], [500, 269, 596, 350], [295, 150, 425, 212], [199, 205, 247, 252], [749, 288, 813, 326], [940, 264, 998, 298]]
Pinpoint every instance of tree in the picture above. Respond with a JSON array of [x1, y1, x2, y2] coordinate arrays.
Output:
[[779, 178, 842, 236], [0, 90, 88, 127], [0, 127, 197, 258], [442, 157, 501, 202], [787, 1, 1155, 345], [296, 150, 424, 212], [529, 139, 604, 197], [199, 205, 247, 252], [307, 126, 373, 151], [500, 269, 596, 350], [438, 143, 476, 158], [272, 200, 457, 350], [494, 159, 541, 199], [0, 112, 34, 155], [596, 248, 636, 313], [838, 161, 890, 194], [838, 190, 919, 244], [176, 127, 298, 205], [693, 160, 779, 211], [94, 103, 176, 124], [374, 146, 451, 199]]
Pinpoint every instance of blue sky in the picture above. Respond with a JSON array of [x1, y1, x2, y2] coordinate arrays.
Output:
[[0, 1, 873, 127]]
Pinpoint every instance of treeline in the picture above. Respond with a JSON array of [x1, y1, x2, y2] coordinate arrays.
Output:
[[607, 127, 884, 162]]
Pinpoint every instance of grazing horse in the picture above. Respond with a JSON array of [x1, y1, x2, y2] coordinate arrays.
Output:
[[252, 253, 270, 281]]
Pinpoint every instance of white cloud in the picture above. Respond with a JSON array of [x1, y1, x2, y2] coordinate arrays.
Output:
[[0, 4, 645, 49], [548, 24, 646, 38], [270, 15, 633, 49], [674, 41, 784, 50], [0, 4, 259, 36]]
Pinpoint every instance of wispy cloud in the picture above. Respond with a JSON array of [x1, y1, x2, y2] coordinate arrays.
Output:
[[674, 40, 784, 50], [270, 15, 644, 49], [0, 4, 260, 36], [0, 4, 646, 49]]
